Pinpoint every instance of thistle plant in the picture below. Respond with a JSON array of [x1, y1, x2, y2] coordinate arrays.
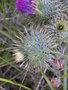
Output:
[[12, 26, 57, 71], [47, 13, 68, 42], [16, 0, 65, 25], [0, 0, 68, 90]]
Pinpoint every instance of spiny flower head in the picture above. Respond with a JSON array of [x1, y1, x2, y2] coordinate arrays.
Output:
[[13, 26, 57, 70], [48, 14, 68, 42]]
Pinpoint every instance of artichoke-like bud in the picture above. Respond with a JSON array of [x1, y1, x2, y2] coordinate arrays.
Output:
[[13, 26, 57, 71], [16, 0, 63, 25], [47, 13, 68, 42]]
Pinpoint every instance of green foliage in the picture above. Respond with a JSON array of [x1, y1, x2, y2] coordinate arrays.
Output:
[[39, 67, 56, 90], [0, 78, 31, 90], [0, 0, 68, 90]]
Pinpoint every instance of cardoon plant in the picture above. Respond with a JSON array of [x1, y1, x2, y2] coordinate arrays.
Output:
[[12, 26, 57, 71], [16, 0, 64, 24]]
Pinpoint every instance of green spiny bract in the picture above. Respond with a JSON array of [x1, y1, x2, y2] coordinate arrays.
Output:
[[13, 26, 57, 71]]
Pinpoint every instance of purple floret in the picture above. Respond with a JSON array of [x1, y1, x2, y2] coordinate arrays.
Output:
[[16, 0, 36, 14]]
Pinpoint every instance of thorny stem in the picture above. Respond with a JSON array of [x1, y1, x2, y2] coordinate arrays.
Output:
[[36, 68, 47, 90]]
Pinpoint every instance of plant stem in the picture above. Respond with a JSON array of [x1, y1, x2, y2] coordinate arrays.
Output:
[[36, 68, 47, 90], [64, 55, 67, 90]]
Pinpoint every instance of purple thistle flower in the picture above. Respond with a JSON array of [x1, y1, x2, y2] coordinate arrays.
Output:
[[16, 0, 37, 14]]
